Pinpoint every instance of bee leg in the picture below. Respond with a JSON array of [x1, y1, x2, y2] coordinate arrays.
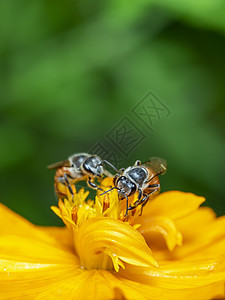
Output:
[[87, 177, 103, 191], [139, 196, 150, 216], [139, 187, 160, 215], [127, 189, 143, 212], [128, 185, 160, 214], [132, 193, 149, 216], [124, 194, 129, 216], [148, 183, 160, 189], [131, 189, 143, 207], [64, 173, 74, 197], [138, 189, 143, 201], [113, 174, 119, 185]]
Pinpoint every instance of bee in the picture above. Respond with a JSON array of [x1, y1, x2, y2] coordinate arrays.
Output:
[[101, 157, 167, 216], [47, 153, 117, 198]]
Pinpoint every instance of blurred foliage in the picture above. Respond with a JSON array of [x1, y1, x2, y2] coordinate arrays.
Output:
[[0, 0, 225, 225]]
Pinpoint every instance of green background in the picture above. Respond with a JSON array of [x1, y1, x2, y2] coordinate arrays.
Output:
[[1, 0, 225, 226]]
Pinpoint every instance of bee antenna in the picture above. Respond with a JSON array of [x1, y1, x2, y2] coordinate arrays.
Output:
[[99, 160, 119, 173], [100, 186, 118, 196]]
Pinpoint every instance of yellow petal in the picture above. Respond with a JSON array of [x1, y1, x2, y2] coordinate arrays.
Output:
[[75, 269, 161, 300], [2, 265, 153, 300], [75, 217, 158, 271], [118, 276, 225, 300], [0, 205, 76, 265], [138, 216, 182, 251], [1, 263, 224, 300], [37, 225, 74, 252], [0, 203, 75, 255], [175, 215, 225, 259], [151, 207, 225, 262], [0, 263, 86, 300], [72, 269, 151, 300], [175, 206, 217, 240], [0, 203, 44, 238], [0, 225, 85, 299], [121, 258, 225, 289], [0, 235, 77, 265], [74, 270, 121, 300], [139, 191, 205, 221]]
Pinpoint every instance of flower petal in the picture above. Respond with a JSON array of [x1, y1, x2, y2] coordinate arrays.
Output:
[[118, 276, 225, 300], [138, 216, 182, 251], [0, 203, 40, 237], [70, 269, 151, 300], [74, 270, 124, 300], [175, 215, 225, 259], [0, 263, 86, 300], [75, 217, 158, 271], [1, 263, 224, 300], [175, 206, 216, 241], [0, 230, 85, 299], [151, 209, 225, 262], [37, 225, 74, 252], [0, 203, 74, 253], [0, 235, 77, 265], [139, 191, 205, 221], [121, 258, 225, 289]]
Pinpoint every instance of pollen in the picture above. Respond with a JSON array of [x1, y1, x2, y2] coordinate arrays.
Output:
[[51, 178, 145, 271], [51, 178, 142, 227]]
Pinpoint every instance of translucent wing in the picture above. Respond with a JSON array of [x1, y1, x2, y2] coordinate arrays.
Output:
[[47, 160, 71, 170], [144, 157, 167, 176]]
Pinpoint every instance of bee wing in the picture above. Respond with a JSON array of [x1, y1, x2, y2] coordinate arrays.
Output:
[[144, 157, 167, 176], [47, 160, 71, 170]]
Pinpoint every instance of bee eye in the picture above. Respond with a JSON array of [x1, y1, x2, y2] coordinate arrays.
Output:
[[83, 161, 94, 175], [130, 182, 136, 194], [82, 156, 103, 177]]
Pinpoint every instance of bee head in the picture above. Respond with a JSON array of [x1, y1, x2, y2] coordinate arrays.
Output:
[[82, 155, 104, 177], [116, 176, 136, 198]]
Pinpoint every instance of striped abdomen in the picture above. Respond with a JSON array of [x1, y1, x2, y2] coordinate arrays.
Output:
[[54, 167, 85, 199]]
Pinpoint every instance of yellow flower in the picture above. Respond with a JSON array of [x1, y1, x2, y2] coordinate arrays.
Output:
[[0, 177, 225, 300]]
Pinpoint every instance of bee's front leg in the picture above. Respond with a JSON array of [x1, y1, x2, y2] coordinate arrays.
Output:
[[138, 186, 160, 215], [87, 177, 103, 191], [63, 173, 74, 197], [127, 189, 143, 212], [139, 194, 149, 216]]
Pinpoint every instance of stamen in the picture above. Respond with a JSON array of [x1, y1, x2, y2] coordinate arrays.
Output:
[[102, 194, 110, 212], [51, 177, 147, 272], [71, 206, 78, 224]]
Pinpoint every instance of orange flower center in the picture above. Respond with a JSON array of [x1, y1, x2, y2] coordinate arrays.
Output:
[[51, 178, 144, 271]]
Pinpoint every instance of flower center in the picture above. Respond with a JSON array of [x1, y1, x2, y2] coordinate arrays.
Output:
[[51, 178, 141, 271]]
